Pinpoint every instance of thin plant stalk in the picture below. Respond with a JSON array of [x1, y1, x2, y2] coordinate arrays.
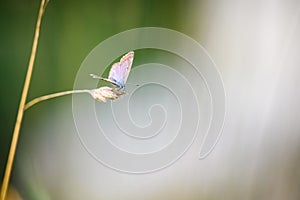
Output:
[[24, 89, 91, 110], [0, 0, 48, 199]]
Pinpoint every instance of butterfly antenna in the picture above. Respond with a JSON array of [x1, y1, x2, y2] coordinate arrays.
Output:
[[126, 82, 140, 87], [90, 74, 101, 79]]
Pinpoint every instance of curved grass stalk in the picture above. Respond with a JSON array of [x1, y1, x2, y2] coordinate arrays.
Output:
[[24, 89, 92, 110]]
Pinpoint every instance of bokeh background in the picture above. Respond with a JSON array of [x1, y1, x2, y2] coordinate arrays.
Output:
[[1, 0, 300, 199]]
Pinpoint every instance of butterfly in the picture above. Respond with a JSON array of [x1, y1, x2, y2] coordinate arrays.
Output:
[[90, 51, 134, 89]]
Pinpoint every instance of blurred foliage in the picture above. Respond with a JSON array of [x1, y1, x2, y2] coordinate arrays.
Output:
[[0, 0, 186, 182], [1, 0, 300, 199]]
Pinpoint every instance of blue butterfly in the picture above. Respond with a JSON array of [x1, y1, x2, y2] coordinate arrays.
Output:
[[90, 51, 134, 89]]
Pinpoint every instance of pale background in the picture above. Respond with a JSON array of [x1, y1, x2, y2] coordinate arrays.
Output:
[[1, 0, 300, 199]]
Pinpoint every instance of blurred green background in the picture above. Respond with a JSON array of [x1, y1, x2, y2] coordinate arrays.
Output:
[[0, 0, 192, 199], [1, 0, 300, 199], [0, 0, 185, 179]]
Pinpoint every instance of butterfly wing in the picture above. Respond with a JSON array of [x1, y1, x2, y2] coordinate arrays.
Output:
[[119, 51, 134, 84], [108, 51, 134, 88], [107, 62, 122, 87]]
